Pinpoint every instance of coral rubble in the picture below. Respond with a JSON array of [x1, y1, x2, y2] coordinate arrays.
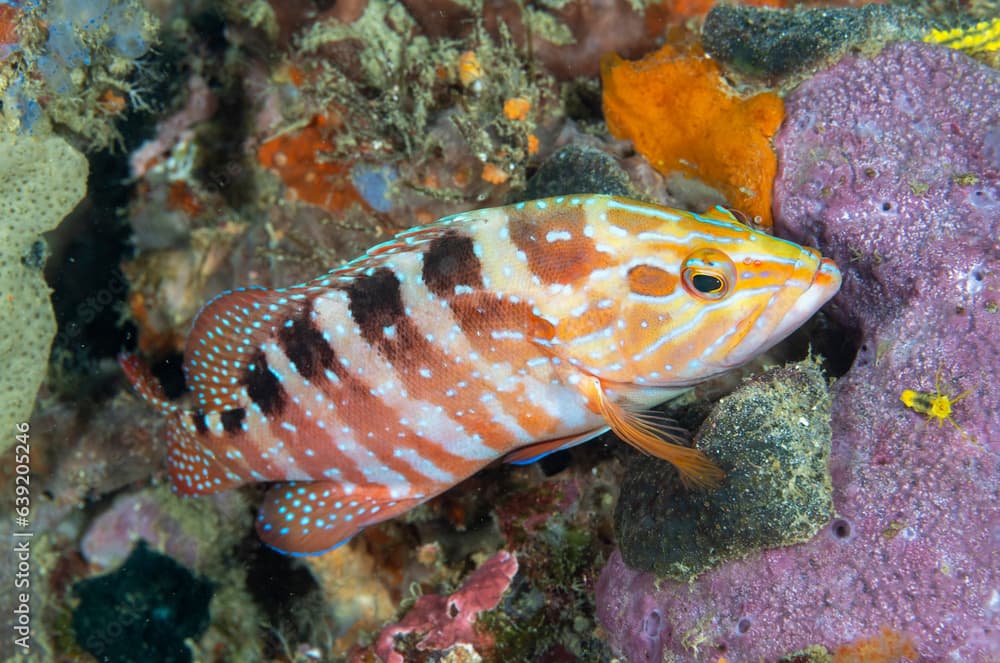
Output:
[[80, 485, 250, 573]]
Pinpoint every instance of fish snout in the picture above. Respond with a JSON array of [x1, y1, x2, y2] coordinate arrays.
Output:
[[704, 248, 843, 373], [774, 255, 842, 339], [815, 257, 843, 293]]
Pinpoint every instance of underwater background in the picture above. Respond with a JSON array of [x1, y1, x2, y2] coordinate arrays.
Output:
[[0, 0, 997, 661]]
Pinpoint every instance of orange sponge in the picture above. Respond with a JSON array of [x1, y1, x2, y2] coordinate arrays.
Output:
[[833, 625, 918, 663], [257, 115, 364, 213], [602, 43, 783, 226]]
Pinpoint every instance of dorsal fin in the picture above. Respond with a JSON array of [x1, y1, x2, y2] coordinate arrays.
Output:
[[701, 205, 743, 225], [178, 211, 487, 413], [704, 205, 768, 232], [348, 210, 485, 261], [297, 213, 484, 289]]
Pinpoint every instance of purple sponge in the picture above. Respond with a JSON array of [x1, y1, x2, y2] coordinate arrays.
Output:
[[596, 42, 999, 661]]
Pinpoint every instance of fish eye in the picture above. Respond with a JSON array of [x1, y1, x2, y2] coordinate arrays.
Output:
[[691, 273, 724, 293], [681, 249, 735, 301]]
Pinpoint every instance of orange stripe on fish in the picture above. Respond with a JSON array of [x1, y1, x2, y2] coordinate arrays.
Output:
[[121, 195, 841, 555]]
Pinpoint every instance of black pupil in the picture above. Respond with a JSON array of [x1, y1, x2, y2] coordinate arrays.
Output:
[[692, 274, 723, 293]]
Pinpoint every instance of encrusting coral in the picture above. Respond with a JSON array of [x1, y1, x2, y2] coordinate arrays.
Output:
[[351, 550, 519, 663], [257, 114, 367, 213], [0, 131, 87, 449]]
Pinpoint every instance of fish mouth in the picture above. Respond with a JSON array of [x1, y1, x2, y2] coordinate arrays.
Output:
[[767, 256, 842, 343], [794, 256, 840, 308], [720, 255, 842, 369]]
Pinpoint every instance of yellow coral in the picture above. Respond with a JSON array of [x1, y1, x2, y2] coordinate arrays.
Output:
[[457, 50, 483, 89], [923, 19, 1000, 54], [899, 369, 973, 437]]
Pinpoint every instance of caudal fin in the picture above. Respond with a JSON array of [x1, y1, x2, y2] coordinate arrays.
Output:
[[119, 353, 179, 414], [163, 413, 244, 496], [182, 286, 284, 412]]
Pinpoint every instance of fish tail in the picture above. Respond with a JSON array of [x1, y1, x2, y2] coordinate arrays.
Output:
[[119, 353, 179, 415], [163, 412, 243, 495]]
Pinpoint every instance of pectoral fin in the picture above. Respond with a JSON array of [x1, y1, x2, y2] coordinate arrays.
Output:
[[583, 378, 724, 488]]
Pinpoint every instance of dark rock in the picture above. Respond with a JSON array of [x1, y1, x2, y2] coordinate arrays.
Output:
[[516, 144, 635, 202], [72, 541, 213, 663], [615, 360, 833, 581], [702, 4, 928, 80]]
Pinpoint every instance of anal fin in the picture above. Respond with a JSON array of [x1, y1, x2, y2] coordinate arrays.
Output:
[[257, 481, 421, 556]]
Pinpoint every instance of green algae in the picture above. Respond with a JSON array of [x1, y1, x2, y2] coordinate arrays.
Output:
[[522, 6, 575, 46], [232, 0, 279, 41], [478, 525, 612, 663], [462, 473, 613, 662], [295, 1, 440, 158], [778, 644, 833, 662], [615, 358, 835, 581]]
